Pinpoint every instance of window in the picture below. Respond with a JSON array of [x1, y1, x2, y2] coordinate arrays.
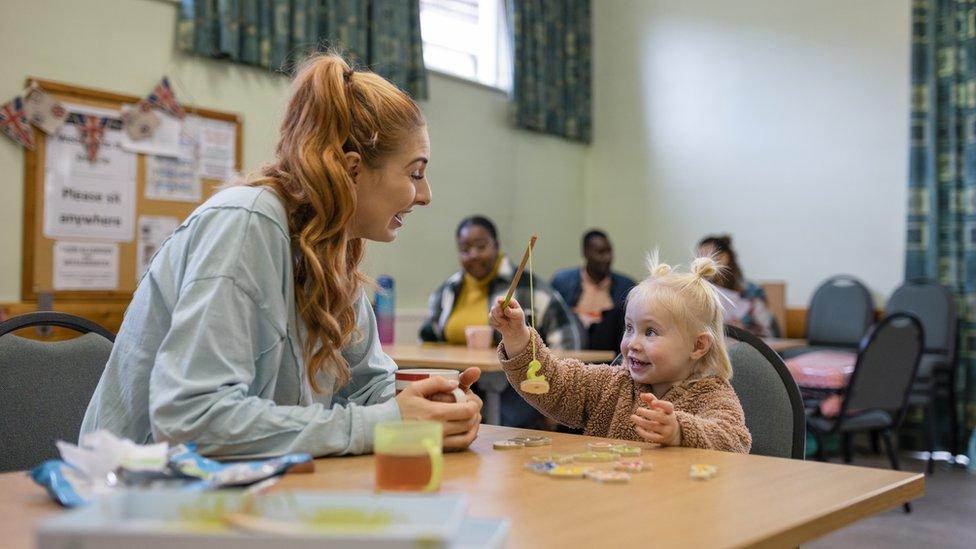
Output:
[[420, 0, 512, 91]]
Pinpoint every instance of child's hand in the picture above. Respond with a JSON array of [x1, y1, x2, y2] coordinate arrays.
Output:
[[489, 297, 530, 356], [631, 393, 682, 446]]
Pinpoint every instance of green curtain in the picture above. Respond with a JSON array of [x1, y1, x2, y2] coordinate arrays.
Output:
[[509, 0, 592, 143], [907, 0, 976, 448], [176, 0, 428, 99]]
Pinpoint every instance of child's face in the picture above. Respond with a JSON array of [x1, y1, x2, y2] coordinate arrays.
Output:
[[620, 298, 698, 387]]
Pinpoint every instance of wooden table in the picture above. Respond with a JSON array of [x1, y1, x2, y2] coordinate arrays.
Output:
[[384, 344, 615, 425], [383, 344, 615, 372], [0, 425, 923, 548], [763, 338, 807, 353]]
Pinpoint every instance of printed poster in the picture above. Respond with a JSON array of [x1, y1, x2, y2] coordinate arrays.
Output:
[[53, 241, 119, 290], [192, 115, 237, 181], [43, 103, 136, 242], [137, 215, 180, 281], [144, 124, 200, 202]]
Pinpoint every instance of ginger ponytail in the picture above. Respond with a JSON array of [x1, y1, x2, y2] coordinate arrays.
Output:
[[249, 53, 425, 391]]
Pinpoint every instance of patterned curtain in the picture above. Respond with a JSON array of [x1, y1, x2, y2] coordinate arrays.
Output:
[[907, 0, 976, 449], [509, 0, 592, 143], [176, 0, 428, 99]]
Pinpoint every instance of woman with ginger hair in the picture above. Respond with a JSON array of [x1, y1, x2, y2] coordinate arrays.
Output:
[[81, 54, 483, 456]]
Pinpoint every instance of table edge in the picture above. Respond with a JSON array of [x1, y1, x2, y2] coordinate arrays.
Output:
[[736, 472, 925, 548]]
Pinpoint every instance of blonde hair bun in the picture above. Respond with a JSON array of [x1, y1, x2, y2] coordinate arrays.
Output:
[[691, 256, 720, 280], [645, 249, 673, 277], [628, 248, 734, 381]]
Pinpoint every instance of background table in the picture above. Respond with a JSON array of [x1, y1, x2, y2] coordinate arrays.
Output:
[[384, 344, 614, 425], [763, 337, 807, 353], [383, 344, 615, 371], [0, 425, 923, 548]]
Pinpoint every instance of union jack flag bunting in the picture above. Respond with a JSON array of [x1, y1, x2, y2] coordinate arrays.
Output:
[[145, 77, 185, 119], [0, 96, 36, 150], [121, 101, 160, 141], [76, 115, 109, 162], [24, 86, 68, 135]]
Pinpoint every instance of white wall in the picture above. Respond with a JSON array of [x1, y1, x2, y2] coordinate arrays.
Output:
[[364, 71, 589, 311], [587, 0, 911, 306], [0, 0, 914, 317], [0, 0, 587, 312]]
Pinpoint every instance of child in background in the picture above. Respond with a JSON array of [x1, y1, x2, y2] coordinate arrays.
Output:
[[489, 252, 751, 452]]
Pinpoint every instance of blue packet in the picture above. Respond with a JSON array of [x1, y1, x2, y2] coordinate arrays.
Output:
[[168, 443, 312, 488], [31, 443, 312, 507], [30, 461, 87, 507]]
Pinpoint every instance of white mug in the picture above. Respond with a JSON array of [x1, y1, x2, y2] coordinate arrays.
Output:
[[395, 368, 467, 403]]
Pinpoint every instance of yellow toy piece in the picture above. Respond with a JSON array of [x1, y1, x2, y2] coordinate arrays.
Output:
[[520, 357, 549, 395], [689, 463, 719, 480]]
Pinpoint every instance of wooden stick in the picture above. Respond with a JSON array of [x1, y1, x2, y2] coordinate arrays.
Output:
[[501, 235, 538, 309]]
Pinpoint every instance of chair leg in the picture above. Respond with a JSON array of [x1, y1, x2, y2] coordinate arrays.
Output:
[[842, 433, 854, 464], [945, 369, 960, 457], [811, 430, 827, 462], [881, 429, 911, 514], [925, 393, 937, 476], [870, 430, 881, 455]]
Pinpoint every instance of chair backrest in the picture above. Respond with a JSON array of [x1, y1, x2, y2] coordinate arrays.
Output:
[[759, 281, 786, 338], [725, 325, 806, 459], [610, 326, 806, 459], [885, 278, 956, 357], [806, 275, 874, 347], [0, 312, 114, 472], [840, 313, 924, 428], [0, 311, 115, 340]]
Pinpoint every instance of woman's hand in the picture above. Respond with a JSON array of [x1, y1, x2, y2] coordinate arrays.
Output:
[[631, 393, 681, 446], [394, 371, 483, 450], [489, 297, 530, 356]]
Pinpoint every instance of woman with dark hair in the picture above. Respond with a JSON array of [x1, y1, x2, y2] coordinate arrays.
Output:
[[697, 234, 779, 338], [420, 215, 582, 427]]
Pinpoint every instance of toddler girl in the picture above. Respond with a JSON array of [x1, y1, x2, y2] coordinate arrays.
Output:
[[489, 253, 751, 452]]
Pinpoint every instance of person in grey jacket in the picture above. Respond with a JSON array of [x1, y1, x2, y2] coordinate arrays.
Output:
[[81, 54, 482, 457]]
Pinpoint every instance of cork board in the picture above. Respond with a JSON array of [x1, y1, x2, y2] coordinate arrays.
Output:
[[20, 78, 242, 302]]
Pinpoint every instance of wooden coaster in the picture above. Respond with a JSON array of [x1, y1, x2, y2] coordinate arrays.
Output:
[[521, 379, 550, 394]]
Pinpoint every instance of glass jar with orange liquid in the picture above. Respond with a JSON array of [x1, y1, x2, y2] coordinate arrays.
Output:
[[374, 420, 443, 492]]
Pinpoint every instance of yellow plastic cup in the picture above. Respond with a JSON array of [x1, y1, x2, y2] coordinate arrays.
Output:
[[374, 420, 443, 492]]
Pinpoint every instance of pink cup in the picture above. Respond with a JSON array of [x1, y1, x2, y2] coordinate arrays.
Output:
[[464, 325, 494, 349], [395, 368, 466, 402]]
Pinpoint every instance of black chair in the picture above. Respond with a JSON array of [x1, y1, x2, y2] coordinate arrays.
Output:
[[725, 325, 806, 459], [886, 278, 959, 471], [611, 325, 805, 459], [0, 312, 114, 472], [782, 275, 875, 358], [806, 313, 924, 512]]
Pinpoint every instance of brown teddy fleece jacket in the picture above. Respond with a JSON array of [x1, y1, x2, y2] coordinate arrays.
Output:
[[498, 329, 752, 453]]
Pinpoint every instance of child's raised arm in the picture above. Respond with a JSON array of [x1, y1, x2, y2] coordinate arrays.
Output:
[[491, 298, 618, 429], [489, 297, 530, 357]]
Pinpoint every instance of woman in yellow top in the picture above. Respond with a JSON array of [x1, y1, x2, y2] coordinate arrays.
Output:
[[420, 215, 582, 427]]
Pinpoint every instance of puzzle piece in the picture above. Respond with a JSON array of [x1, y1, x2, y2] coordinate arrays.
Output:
[[511, 436, 551, 447], [548, 465, 590, 479], [493, 440, 524, 450], [614, 458, 650, 473], [689, 463, 718, 480], [586, 470, 631, 483], [609, 444, 642, 457]]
